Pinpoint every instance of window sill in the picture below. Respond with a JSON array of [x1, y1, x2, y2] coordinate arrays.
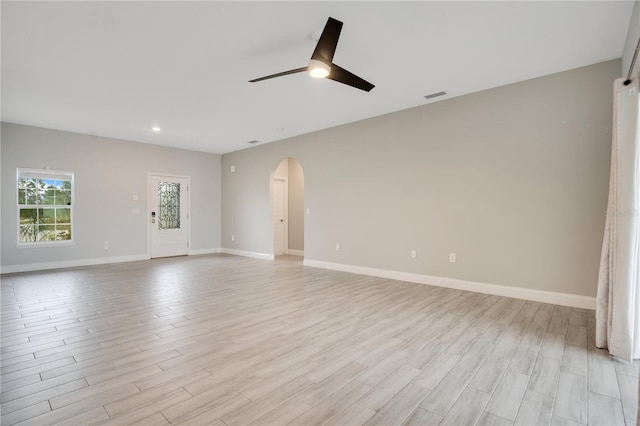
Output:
[[17, 241, 76, 249]]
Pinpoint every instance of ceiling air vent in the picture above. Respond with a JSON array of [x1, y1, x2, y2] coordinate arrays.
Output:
[[248, 140, 260, 144], [424, 91, 447, 100]]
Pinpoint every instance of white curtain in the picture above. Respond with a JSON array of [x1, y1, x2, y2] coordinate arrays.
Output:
[[596, 73, 640, 362]]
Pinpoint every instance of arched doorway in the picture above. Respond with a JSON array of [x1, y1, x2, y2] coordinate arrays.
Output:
[[271, 157, 304, 257]]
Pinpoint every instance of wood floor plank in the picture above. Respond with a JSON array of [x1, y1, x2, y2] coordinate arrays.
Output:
[[477, 412, 514, 426], [1, 356, 76, 384], [561, 344, 587, 377], [247, 397, 310, 426], [587, 349, 621, 399], [363, 383, 430, 426], [8, 390, 140, 426], [134, 366, 212, 392], [413, 352, 461, 390], [359, 364, 421, 412], [469, 356, 510, 394], [565, 325, 587, 347], [54, 406, 110, 426], [587, 391, 625, 426], [167, 393, 250, 425], [220, 376, 313, 426], [0, 374, 41, 396], [401, 407, 442, 426], [356, 350, 411, 387], [528, 356, 561, 396], [100, 388, 192, 425], [554, 371, 587, 424], [439, 387, 490, 426], [1, 377, 87, 415], [49, 373, 147, 411], [485, 370, 529, 421], [0, 401, 50, 425], [419, 360, 479, 416], [297, 361, 367, 406], [514, 389, 553, 426], [1, 254, 637, 426], [243, 361, 318, 402], [508, 342, 538, 375], [539, 333, 566, 360], [617, 371, 639, 424], [103, 384, 192, 417], [324, 403, 376, 426], [613, 358, 639, 378], [289, 379, 371, 426], [131, 412, 172, 426]]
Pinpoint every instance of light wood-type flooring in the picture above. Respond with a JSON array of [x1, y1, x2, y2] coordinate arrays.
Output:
[[1, 254, 638, 425]]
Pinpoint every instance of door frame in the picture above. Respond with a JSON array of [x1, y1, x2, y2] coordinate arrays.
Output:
[[272, 176, 288, 256], [147, 172, 191, 258]]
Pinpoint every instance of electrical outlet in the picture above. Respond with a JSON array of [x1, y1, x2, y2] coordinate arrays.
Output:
[[104, 241, 109, 251], [230, 165, 236, 173], [411, 250, 417, 259], [231, 234, 235, 242], [449, 253, 456, 263], [335, 243, 340, 252]]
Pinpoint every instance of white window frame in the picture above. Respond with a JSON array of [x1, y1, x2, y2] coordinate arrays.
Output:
[[16, 168, 75, 247]]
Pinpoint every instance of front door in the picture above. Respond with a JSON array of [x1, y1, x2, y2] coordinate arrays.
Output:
[[149, 174, 189, 258]]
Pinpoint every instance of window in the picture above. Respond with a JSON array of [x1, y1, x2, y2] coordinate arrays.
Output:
[[17, 168, 74, 244]]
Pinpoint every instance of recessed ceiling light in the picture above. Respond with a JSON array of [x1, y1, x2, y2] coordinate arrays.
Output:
[[151, 126, 162, 133]]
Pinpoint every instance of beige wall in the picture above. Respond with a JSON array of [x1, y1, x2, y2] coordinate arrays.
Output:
[[222, 60, 618, 297], [1, 123, 222, 270], [288, 158, 304, 252], [622, 0, 639, 77]]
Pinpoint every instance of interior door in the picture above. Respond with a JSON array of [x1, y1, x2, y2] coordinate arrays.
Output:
[[149, 175, 189, 258], [272, 178, 285, 256]]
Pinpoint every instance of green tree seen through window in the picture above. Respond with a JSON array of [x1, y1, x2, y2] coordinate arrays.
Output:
[[18, 170, 73, 243]]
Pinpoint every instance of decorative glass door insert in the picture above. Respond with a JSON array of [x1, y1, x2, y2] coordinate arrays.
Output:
[[158, 182, 181, 230]]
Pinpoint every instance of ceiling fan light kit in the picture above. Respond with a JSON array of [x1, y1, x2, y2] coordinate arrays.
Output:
[[249, 17, 374, 92], [308, 59, 330, 78]]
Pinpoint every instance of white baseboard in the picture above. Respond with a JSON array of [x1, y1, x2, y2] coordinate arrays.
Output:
[[303, 259, 595, 310], [286, 249, 304, 257], [189, 248, 221, 256], [1, 254, 149, 274], [220, 248, 275, 261]]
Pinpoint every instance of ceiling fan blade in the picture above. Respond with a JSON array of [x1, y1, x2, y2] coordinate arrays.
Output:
[[327, 63, 375, 92], [249, 67, 308, 83], [310, 17, 343, 64]]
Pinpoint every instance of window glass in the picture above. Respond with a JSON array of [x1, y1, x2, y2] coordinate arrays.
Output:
[[17, 169, 74, 244]]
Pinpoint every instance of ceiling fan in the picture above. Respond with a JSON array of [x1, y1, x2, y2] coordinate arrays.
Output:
[[249, 17, 375, 92]]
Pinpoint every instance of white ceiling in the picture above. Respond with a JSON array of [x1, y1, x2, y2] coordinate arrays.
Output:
[[1, 1, 634, 154]]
